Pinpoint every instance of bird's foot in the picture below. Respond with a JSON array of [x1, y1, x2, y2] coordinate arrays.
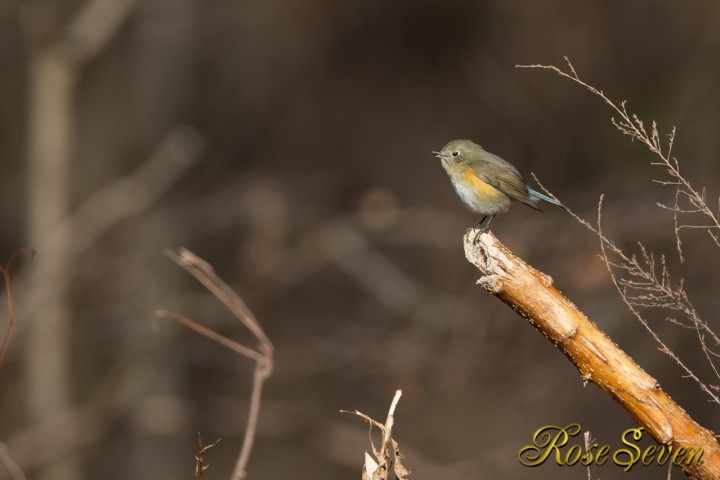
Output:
[[472, 228, 484, 244], [473, 215, 495, 242]]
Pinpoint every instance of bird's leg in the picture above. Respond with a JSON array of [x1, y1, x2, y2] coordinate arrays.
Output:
[[473, 215, 495, 243], [473, 216, 487, 243], [474, 215, 495, 242], [479, 215, 495, 232]]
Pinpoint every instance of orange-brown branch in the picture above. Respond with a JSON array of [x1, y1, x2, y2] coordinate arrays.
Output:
[[464, 229, 720, 480]]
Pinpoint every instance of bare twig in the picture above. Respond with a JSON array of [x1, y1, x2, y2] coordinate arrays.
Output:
[[518, 57, 720, 260], [158, 248, 273, 480], [155, 310, 265, 363], [583, 431, 592, 480], [523, 60, 720, 401], [595, 199, 720, 404], [162, 249, 272, 354], [0, 250, 34, 369], [464, 229, 720, 479], [669, 458, 674, 480], [194, 434, 221, 480]]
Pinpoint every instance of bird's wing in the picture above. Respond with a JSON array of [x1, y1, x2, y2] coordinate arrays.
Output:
[[470, 163, 542, 212]]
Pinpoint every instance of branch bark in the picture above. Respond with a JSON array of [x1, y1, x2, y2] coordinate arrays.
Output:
[[463, 229, 720, 480]]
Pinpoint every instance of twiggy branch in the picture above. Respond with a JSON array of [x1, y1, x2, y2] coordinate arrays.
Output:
[[525, 61, 720, 399], [593, 199, 720, 404], [464, 229, 720, 480], [517, 57, 720, 261], [158, 248, 273, 480]]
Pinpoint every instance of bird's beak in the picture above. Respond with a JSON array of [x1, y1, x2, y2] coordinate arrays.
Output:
[[432, 151, 445, 159]]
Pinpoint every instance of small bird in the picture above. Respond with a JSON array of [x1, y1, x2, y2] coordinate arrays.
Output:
[[432, 139, 565, 232]]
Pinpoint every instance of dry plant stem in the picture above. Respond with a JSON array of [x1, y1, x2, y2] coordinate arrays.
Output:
[[155, 310, 264, 363], [521, 60, 720, 400], [533, 175, 720, 404], [593, 199, 720, 404], [194, 434, 221, 480], [344, 389, 408, 480], [158, 248, 273, 480], [517, 57, 720, 258], [464, 230, 720, 480], [163, 249, 273, 358], [583, 431, 592, 480], [235, 363, 266, 479], [381, 390, 402, 455], [0, 250, 34, 369]]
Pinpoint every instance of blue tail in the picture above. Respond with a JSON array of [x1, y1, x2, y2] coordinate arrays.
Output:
[[528, 187, 566, 209]]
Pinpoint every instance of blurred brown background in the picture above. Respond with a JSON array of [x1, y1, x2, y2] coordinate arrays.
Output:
[[1, 0, 720, 479]]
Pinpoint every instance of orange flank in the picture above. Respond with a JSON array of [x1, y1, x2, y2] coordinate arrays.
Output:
[[462, 167, 503, 199]]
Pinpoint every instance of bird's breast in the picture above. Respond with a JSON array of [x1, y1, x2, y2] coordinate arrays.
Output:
[[449, 166, 511, 214]]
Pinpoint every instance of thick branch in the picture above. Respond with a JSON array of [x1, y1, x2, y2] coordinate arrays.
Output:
[[464, 229, 720, 480]]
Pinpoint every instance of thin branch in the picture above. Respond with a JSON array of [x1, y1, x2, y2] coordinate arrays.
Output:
[[234, 362, 268, 480], [194, 434, 221, 480], [155, 310, 265, 364], [583, 431, 593, 480], [595, 200, 720, 404], [527, 62, 720, 398], [0, 249, 34, 369], [518, 58, 720, 260], [159, 248, 273, 480], [163, 248, 272, 358]]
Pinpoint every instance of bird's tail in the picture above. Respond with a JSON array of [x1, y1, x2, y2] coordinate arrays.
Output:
[[528, 187, 566, 210]]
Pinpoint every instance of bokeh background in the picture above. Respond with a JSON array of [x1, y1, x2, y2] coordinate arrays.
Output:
[[1, 0, 720, 479]]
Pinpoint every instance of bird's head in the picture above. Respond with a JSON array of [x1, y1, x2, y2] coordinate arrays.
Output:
[[432, 139, 481, 169]]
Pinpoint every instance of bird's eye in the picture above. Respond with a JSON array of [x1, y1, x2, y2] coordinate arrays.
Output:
[[451, 151, 459, 157]]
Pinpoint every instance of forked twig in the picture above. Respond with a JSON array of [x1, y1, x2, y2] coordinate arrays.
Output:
[[157, 248, 273, 480]]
